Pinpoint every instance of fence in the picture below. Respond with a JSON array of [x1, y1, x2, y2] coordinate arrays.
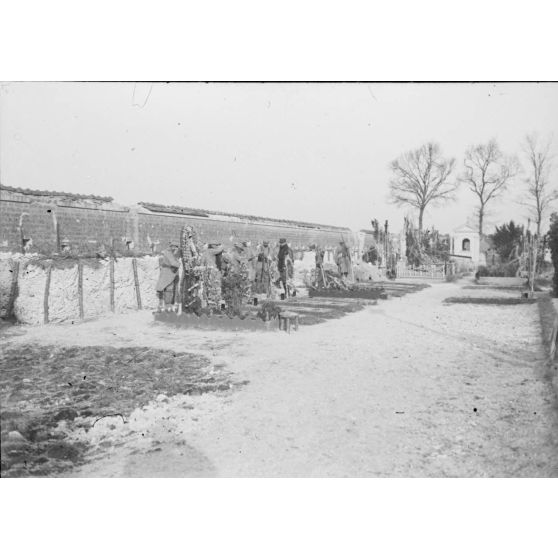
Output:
[[396, 263, 449, 279], [0, 253, 317, 325], [0, 255, 160, 325]]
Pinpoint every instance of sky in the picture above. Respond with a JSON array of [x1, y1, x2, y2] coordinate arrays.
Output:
[[1, 82, 557, 234]]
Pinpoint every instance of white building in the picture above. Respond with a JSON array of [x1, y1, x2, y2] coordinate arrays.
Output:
[[451, 223, 484, 267]]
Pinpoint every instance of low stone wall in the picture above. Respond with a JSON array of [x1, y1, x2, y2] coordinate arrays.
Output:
[[1, 254, 160, 325]]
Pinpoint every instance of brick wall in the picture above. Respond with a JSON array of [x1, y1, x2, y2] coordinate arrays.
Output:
[[1, 189, 356, 257], [55, 204, 131, 254], [0, 196, 57, 253], [137, 213, 353, 254], [0, 198, 131, 255]]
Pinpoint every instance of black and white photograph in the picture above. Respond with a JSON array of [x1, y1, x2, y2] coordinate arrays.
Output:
[[1, 81, 557, 479], [1, 2, 557, 556]]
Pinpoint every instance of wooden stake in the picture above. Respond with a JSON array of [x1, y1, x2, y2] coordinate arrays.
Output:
[[78, 261, 84, 319], [550, 316, 558, 361], [109, 257, 115, 312], [132, 257, 142, 309], [7, 260, 20, 318], [44, 263, 52, 324]]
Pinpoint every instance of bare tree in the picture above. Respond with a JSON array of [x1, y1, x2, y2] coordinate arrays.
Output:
[[389, 142, 456, 238], [459, 139, 518, 236], [522, 133, 556, 236]]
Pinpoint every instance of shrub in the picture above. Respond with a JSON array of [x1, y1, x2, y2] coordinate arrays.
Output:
[[221, 261, 251, 317], [476, 262, 519, 277], [445, 272, 462, 282], [548, 213, 558, 297]]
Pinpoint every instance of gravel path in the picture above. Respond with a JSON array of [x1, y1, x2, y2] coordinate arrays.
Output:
[[4, 280, 558, 477]]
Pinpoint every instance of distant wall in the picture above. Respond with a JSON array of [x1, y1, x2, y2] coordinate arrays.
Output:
[[1, 188, 356, 257], [0, 189, 132, 255], [137, 212, 354, 254]]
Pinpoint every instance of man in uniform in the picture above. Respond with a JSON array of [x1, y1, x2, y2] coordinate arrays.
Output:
[[156, 240, 181, 312], [255, 241, 272, 294], [241, 240, 257, 282], [311, 243, 327, 287], [335, 240, 352, 278], [206, 242, 225, 272], [277, 238, 293, 297]]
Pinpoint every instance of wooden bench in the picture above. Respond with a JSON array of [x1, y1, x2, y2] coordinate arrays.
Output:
[[278, 311, 299, 334]]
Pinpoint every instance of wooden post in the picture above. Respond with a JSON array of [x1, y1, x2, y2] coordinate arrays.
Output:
[[56, 221, 61, 253], [132, 257, 142, 309], [550, 317, 558, 361], [77, 261, 84, 319], [44, 263, 52, 324], [109, 257, 115, 312], [7, 260, 20, 318]]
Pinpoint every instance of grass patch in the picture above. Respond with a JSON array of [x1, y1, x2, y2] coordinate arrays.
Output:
[[443, 297, 537, 305], [0, 344, 235, 477], [462, 285, 525, 291]]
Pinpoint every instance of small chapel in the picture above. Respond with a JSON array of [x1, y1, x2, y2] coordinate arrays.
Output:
[[451, 223, 485, 267]]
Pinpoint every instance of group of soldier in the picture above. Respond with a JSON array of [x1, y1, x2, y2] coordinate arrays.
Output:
[[155, 236, 297, 312], [156, 230, 355, 312]]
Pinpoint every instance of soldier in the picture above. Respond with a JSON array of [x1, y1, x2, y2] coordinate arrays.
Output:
[[311, 243, 327, 287], [241, 240, 257, 282], [206, 242, 225, 272], [255, 241, 272, 294], [156, 241, 181, 312], [277, 238, 293, 297], [335, 240, 352, 278]]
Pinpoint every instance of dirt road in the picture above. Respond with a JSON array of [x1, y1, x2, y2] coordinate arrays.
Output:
[[5, 280, 558, 477]]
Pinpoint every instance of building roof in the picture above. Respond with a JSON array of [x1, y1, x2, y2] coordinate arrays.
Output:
[[139, 201, 351, 231], [453, 223, 478, 234], [0, 184, 113, 203], [1, 184, 351, 232]]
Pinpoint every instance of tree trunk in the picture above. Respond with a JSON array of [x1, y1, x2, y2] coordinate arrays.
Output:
[[478, 206, 484, 237], [418, 207, 424, 240]]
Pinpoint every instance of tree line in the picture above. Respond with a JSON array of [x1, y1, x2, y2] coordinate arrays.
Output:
[[388, 134, 556, 238]]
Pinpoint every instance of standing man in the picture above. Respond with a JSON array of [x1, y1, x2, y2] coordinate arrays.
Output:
[[255, 241, 272, 295], [277, 238, 291, 297], [156, 241, 181, 312], [241, 240, 257, 282], [335, 240, 351, 279], [312, 243, 327, 287], [206, 242, 225, 272]]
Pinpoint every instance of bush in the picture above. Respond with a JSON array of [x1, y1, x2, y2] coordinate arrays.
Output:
[[221, 267, 251, 317], [548, 213, 558, 296], [476, 262, 519, 277], [445, 272, 462, 282]]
